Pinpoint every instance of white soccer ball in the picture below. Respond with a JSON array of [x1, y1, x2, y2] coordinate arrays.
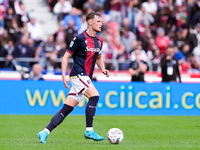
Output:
[[107, 128, 124, 144]]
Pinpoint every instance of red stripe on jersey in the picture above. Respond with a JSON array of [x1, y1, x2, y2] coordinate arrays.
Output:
[[83, 32, 95, 77], [66, 49, 74, 55]]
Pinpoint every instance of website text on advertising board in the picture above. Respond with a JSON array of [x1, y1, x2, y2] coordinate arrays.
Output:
[[26, 85, 200, 110]]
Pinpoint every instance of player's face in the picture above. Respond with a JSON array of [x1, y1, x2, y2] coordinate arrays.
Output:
[[92, 15, 102, 32]]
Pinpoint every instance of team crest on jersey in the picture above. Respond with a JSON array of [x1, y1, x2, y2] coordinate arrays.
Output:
[[85, 40, 87, 44], [87, 79, 91, 84]]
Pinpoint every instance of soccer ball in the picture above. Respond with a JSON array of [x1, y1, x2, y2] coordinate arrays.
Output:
[[107, 128, 124, 144]]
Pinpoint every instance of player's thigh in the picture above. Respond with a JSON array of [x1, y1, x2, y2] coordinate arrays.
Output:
[[64, 96, 79, 107], [84, 86, 99, 98]]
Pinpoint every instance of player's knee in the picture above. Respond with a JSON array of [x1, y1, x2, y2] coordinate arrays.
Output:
[[84, 87, 99, 98], [87, 96, 99, 107]]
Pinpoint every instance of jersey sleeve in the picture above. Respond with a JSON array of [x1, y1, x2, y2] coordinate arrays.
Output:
[[98, 38, 103, 55], [98, 42, 103, 55], [66, 36, 80, 55]]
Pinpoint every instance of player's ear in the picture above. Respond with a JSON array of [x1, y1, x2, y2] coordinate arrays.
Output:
[[88, 19, 93, 25]]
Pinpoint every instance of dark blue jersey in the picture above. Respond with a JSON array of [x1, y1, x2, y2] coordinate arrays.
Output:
[[66, 31, 103, 79]]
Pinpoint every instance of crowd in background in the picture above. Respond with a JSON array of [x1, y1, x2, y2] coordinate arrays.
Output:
[[0, 0, 200, 75]]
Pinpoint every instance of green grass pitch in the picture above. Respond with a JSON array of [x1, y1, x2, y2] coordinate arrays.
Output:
[[0, 115, 200, 150]]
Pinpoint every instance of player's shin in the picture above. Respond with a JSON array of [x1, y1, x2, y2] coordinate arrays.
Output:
[[45, 104, 74, 133], [85, 96, 99, 131]]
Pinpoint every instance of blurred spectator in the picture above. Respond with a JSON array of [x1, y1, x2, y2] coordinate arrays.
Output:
[[35, 35, 57, 70], [73, 0, 87, 10], [57, 42, 66, 58], [193, 23, 200, 43], [146, 37, 157, 59], [168, 30, 176, 46], [28, 64, 44, 80], [48, 0, 58, 12], [56, 42, 67, 69], [109, 0, 123, 25], [174, 28, 184, 51], [128, 47, 148, 82], [0, 30, 9, 48], [174, 44, 185, 65], [0, 39, 14, 68], [27, 18, 43, 46], [53, 0, 72, 22], [175, 6, 188, 28], [182, 43, 190, 60], [130, 42, 148, 62], [151, 48, 161, 72], [53, 24, 66, 43], [1, 0, 9, 9], [28, 38, 36, 57], [78, 13, 87, 34], [62, 7, 81, 33], [13, 36, 34, 68], [193, 42, 200, 68], [19, 24, 30, 39], [157, 0, 170, 10], [114, 37, 128, 70], [187, 53, 199, 73], [181, 24, 197, 53], [138, 27, 153, 52], [134, 5, 154, 29], [0, 5, 6, 28], [7, 18, 20, 43], [141, 0, 157, 16], [104, 34, 118, 70], [127, 0, 141, 29], [65, 20, 76, 46], [121, 27, 136, 55], [55, 38, 62, 51], [156, 27, 169, 54], [156, 8, 176, 35], [160, 45, 181, 82], [96, 0, 105, 7], [82, 0, 101, 13], [186, 0, 200, 25], [179, 11, 188, 28], [4, 7, 15, 29], [122, 17, 132, 31], [16, 3, 29, 28], [14, 0, 23, 15]]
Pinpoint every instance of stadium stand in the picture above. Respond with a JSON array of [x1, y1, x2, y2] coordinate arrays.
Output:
[[0, 0, 200, 82]]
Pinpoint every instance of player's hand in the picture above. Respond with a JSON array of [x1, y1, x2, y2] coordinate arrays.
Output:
[[102, 69, 110, 77], [63, 76, 70, 89]]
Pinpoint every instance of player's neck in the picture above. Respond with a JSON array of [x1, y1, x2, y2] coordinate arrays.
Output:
[[86, 29, 96, 37]]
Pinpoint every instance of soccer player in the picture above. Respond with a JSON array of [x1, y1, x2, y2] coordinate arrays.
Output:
[[37, 11, 110, 143]]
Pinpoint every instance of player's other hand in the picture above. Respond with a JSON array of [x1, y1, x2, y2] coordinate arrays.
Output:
[[102, 69, 110, 77], [63, 76, 70, 89]]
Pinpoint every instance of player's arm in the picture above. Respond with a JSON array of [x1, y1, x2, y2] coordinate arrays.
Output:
[[96, 54, 110, 77], [62, 36, 80, 88], [62, 51, 72, 89]]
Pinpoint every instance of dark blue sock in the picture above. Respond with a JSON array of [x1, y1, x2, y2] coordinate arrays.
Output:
[[46, 104, 74, 132], [85, 96, 99, 127]]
